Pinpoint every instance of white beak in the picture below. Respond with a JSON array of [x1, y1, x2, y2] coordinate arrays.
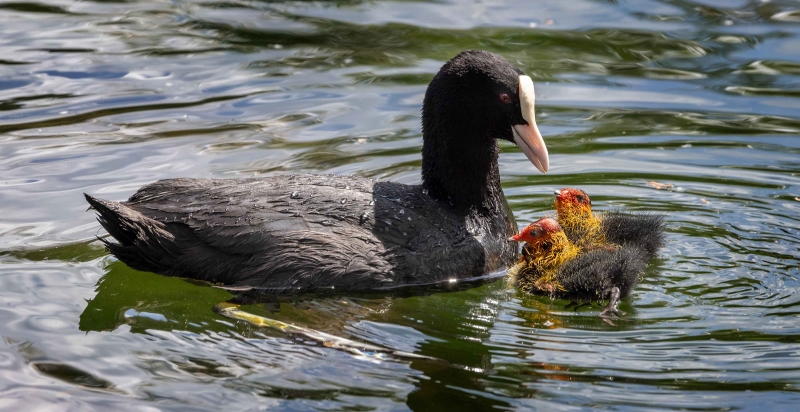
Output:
[[512, 75, 549, 174]]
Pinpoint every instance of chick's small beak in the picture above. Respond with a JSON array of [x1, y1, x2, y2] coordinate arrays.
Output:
[[554, 189, 562, 197], [508, 233, 523, 242], [512, 75, 549, 174]]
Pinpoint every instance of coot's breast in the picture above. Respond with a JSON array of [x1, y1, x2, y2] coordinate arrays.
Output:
[[123, 174, 517, 291]]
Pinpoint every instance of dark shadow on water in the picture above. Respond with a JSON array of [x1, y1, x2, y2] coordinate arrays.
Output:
[[78, 256, 508, 334], [11, 338, 125, 395], [74, 250, 523, 409], [0, 240, 106, 263], [79, 261, 234, 334], [26, 235, 673, 409]]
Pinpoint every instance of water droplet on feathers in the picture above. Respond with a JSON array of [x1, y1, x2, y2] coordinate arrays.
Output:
[[291, 191, 300, 199]]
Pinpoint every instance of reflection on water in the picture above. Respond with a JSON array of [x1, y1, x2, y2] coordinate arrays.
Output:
[[1, 0, 800, 409]]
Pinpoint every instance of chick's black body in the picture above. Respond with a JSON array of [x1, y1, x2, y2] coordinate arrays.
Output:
[[547, 246, 647, 303], [601, 211, 665, 261], [516, 245, 647, 315], [85, 50, 537, 292]]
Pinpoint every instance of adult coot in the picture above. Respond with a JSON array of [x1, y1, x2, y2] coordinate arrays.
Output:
[[85, 50, 549, 292]]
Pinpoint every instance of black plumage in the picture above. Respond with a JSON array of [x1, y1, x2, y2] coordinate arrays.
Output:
[[601, 211, 665, 261], [85, 50, 550, 292], [543, 246, 647, 307]]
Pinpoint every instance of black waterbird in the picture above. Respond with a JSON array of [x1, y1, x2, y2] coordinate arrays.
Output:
[[85, 50, 550, 293]]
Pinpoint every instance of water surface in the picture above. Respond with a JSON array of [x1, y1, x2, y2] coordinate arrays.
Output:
[[1, 0, 800, 410]]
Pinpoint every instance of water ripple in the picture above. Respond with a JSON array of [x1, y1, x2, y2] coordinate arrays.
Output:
[[1, 0, 800, 409]]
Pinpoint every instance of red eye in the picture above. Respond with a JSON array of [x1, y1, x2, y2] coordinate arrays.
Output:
[[499, 93, 512, 103]]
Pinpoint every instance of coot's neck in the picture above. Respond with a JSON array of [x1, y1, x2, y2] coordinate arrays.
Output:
[[420, 125, 505, 214]]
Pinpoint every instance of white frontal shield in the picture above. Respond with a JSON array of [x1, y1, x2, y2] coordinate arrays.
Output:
[[512, 75, 549, 174]]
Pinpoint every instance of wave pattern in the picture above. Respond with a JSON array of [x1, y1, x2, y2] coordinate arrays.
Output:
[[1, 0, 800, 409]]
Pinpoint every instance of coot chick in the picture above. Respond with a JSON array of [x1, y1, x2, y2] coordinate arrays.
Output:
[[85, 50, 550, 292], [554, 188, 665, 260], [508, 218, 647, 318], [552, 188, 606, 250]]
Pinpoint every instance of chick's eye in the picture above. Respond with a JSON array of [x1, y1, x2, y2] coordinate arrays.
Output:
[[576, 195, 585, 203], [499, 93, 512, 104]]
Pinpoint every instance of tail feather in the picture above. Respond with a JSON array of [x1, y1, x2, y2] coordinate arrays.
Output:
[[84, 193, 182, 274]]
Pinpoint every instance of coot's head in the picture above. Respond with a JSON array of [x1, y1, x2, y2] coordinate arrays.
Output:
[[422, 50, 549, 174], [508, 217, 562, 245], [554, 188, 592, 218]]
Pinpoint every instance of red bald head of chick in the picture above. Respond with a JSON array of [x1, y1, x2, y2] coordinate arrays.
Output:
[[554, 188, 592, 219], [509, 217, 562, 247]]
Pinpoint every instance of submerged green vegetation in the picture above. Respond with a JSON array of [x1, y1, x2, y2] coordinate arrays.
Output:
[[0, 0, 799, 410]]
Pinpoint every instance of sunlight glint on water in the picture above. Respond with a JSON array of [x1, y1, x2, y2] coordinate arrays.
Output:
[[0, 0, 799, 409]]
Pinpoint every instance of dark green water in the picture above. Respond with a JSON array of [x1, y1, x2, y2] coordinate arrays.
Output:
[[1, 0, 800, 409]]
